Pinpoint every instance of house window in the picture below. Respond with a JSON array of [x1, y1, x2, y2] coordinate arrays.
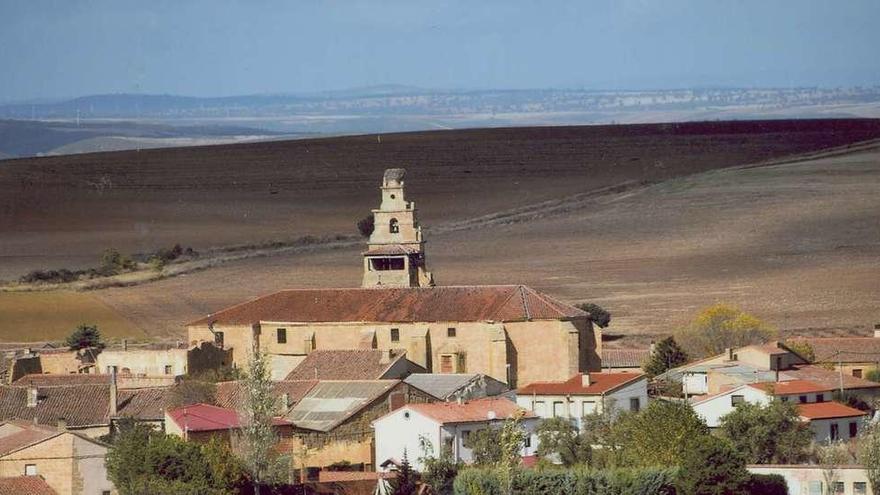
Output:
[[164, 365, 173, 375], [533, 401, 546, 416], [853, 369, 863, 378], [780, 396, 789, 402], [816, 393, 825, 403], [731, 395, 745, 406], [389, 218, 399, 233], [854, 481, 867, 495], [390, 328, 400, 342], [799, 395, 808, 403], [277, 328, 287, 344], [461, 430, 472, 447], [833, 482, 844, 494], [524, 435, 531, 448], [107, 365, 118, 374], [372, 257, 405, 271], [581, 401, 596, 417], [103, 491, 112, 495], [552, 401, 565, 417], [831, 423, 840, 441], [24, 464, 36, 476], [629, 398, 640, 412], [808, 481, 822, 495], [850, 421, 859, 438], [447, 327, 456, 338], [214, 331, 224, 347]]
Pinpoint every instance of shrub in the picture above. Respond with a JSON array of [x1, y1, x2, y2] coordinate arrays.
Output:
[[677, 436, 749, 495], [576, 303, 611, 328], [452, 466, 678, 495], [357, 213, 375, 238], [744, 474, 788, 495], [866, 369, 880, 383]]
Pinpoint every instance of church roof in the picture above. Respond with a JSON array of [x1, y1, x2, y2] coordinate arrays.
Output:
[[189, 285, 586, 326]]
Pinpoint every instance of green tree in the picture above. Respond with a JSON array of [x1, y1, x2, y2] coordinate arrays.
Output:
[[239, 347, 285, 492], [858, 422, 880, 494], [576, 303, 611, 328], [535, 417, 591, 467], [101, 248, 136, 275], [614, 400, 710, 467], [718, 399, 812, 464], [65, 324, 105, 350], [468, 427, 502, 466], [643, 337, 689, 377], [393, 449, 418, 495], [865, 369, 880, 383], [818, 441, 855, 495], [677, 435, 750, 495], [674, 304, 777, 358], [418, 440, 461, 495], [357, 213, 375, 238], [785, 339, 816, 362]]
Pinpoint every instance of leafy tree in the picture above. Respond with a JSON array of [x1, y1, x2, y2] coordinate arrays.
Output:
[[643, 337, 689, 377], [468, 427, 502, 466], [239, 348, 285, 492], [418, 440, 461, 495], [866, 369, 880, 383], [718, 399, 812, 464], [535, 417, 591, 467], [65, 324, 105, 350], [858, 422, 880, 494], [101, 248, 136, 275], [785, 339, 816, 362], [576, 303, 611, 328], [674, 304, 777, 358], [677, 435, 750, 495], [393, 449, 418, 495], [614, 400, 710, 467], [498, 410, 528, 495], [357, 213, 375, 238], [818, 442, 855, 495]]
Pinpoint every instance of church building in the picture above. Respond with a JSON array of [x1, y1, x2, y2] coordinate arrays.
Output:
[[187, 169, 600, 387]]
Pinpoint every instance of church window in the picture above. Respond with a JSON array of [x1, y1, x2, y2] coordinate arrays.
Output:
[[447, 327, 456, 338], [390, 328, 400, 342], [389, 218, 399, 233], [277, 328, 287, 344]]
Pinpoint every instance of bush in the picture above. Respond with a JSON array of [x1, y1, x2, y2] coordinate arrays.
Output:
[[452, 466, 678, 495], [677, 436, 749, 495], [576, 303, 611, 328], [65, 324, 105, 350], [744, 474, 788, 495], [865, 369, 880, 383], [357, 213, 375, 238]]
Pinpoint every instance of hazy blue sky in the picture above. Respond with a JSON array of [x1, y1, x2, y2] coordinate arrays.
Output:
[[1, 0, 878, 101]]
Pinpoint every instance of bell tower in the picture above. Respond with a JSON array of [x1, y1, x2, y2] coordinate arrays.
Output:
[[362, 168, 434, 288]]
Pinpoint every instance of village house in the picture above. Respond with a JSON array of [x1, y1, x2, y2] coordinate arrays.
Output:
[[284, 349, 425, 382], [372, 397, 539, 471], [402, 373, 508, 402], [165, 403, 294, 444], [691, 380, 868, 442], [515, 372, 647, 428], [748, 464, 873, 495], [791, 327, 880, 379], [187, 169, 600, 387], [96, 340, 230, 379], [0, 420, 114, 495]]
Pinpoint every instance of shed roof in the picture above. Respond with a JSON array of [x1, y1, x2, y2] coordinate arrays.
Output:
[[517, 372, 645, 396], [189, 285, 586, 326], [286, 380, 400, 432], [166, 403, 290, 432], [784, 365, 880, 391]]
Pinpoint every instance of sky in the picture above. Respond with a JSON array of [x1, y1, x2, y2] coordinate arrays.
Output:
[[1, 0, 879, 101]]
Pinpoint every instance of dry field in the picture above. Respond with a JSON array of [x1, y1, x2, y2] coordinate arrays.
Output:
[[1, 120, 880, 343]]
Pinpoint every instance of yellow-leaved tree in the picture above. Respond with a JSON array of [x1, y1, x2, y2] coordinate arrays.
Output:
[[674, 304, 776, 358]]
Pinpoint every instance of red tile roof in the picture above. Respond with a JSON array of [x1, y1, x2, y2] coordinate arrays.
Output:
[[0, 476, 57, 495], [517, 372, 646, 396], [214, 380, 317, 411], [793, 337, 880, 364], [785, 365, 880, 391], [404, 398, 533, 424], [189, 285, 586, 326], [117, 387, 175, 421], [748, 380, 833, 396], [12, 375, 110, 387], [797, 401, 868, 420], [0, 424, 58, 456], [166, 403, 291, 432], [601, 349, 650, 368], [285, 350, 423, 381], [0, 385, 111, 427]]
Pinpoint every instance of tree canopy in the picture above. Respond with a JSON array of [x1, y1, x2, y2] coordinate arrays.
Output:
[[535, 417, 592, 467], [718, 399, 812, 464], [613, 401, 710, 467], [65, 323, 105, 350], [643, 337, 688, 377], [677, 435, 750, 495], [576, 303, 611, 328], [674, 304, 776, 358]]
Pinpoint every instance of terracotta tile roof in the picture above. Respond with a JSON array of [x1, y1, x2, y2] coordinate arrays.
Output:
[[214, 380, 317, 411], [12, 374, 110, 387], [167, 403, 291, 432], [784, 365, 880, 391], [0, 385, 110, 427], [747, 342, 791, 356], [797, 401, 868, 420], [748, 380, 834, 396], [517, 372, 646, 396], [794, 337, 880, 364], [0, 424, 58, 456], [0, 476, 57, 495], [285, 350, 423, 381], [189, 285, 586, 326], [404, 397, 533, 424], [601, 349, 650, 368], [117, 387, 175, 421]]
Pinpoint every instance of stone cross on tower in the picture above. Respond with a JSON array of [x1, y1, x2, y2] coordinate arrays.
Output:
[[362, 168, 434, 288]]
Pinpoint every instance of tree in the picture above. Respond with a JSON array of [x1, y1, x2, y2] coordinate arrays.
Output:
[[239, 347, 284, 493], [785, 339, 816, 362], [65, 324, 105, 350], [418, 438, 461, 495], [865, 369, 880, 383], [858, 422, 880, 494], [498, 410, 528, 495], [643, 337, 689, 377], [818, 441, 855, 495], [718, 399, 812, 464], [535, 417, 591, 466], [101, 248, 136, 275], [614, 400, 710, 467], [468, 427, 502, 466], [576, 303, 611, 328], [392, 449, 418, 495], [357, 213, 375, 238], [674, 304, 777, 358], [677, 435, 750, 495]]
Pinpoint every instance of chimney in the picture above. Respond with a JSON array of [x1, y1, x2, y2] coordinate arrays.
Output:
[[109, 368, 118, 416], [726, 348, 735, 361], [380, 349, 394, 365], [581, 373, 591, 387], [122, 339, 128, 352], [57, 418, 67, 431], [26, 387, 38, 408], [874, 323, 880, 339]]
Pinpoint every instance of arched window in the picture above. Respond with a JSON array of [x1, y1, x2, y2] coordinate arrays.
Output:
[[389, 218, 399, 233]]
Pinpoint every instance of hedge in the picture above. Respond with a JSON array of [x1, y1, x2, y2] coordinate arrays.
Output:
[[452, 467, 678, 495], [744, 474, 788, 495]]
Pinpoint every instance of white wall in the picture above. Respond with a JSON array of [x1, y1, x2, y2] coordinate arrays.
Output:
[[748, 465, 873, 495], [808, 417, 865, 444], [683, 372, 708, 395], [374, 407, 441, 472], [515, 378, 648, 430], [692, 386, 771, 428], [443, 418, 540, 465]]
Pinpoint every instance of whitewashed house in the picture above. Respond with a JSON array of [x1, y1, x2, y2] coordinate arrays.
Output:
[[691, 379, 867, 442], [748, 464, 873, 495], [372, 397, 539, 471], [515, 372, 647, 428]]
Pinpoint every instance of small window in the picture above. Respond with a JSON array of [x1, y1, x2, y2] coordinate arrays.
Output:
[[461, 430, 472, 446], [524, 435, 531, 448], [854, 481, 867, 495], [389, 218, 400, 233], [277, 328, 287, 344], [533, 401, 546, 416], [164, 365, 173, 375], [24, 464, 36, 476], [447, 327, 456, 338], [799, 395, 808, 403], [816, 393, 824, 403], [780, 396, 789, 402], [390, 328, 400, 342], [629, 397, 640, 412], [439, 354, 453, 373], [833, 481, 844, 494], [107, 365, 118, 374], [850, 421, 859, 438], [731, 395, 745, 406], [831, 423, 840, 441], [214, 331, 224, 347], [103, 491, 112, 495], [552, 401, 565, 417], [853, 369, 863, 378], [808, 481, 822, 495]]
